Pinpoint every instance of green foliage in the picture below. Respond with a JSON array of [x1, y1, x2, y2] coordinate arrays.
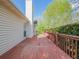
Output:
[[44, 0, 72, 27], [44, 0, 71, 17], [55, 23, 79, 36], [36, 0, 72, 34]]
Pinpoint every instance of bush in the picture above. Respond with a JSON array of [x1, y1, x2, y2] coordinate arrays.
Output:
[[54, 23, 79, 36]]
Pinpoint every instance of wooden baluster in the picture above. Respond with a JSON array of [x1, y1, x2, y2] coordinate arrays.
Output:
[[70, 40, 73, 57], [67, 38, 70, 55], [72, 40, 77, 59], [77, 41, 79, 59], [65, 37, 68, 53]]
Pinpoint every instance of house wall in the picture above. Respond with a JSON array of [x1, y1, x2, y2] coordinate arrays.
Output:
[[0, 3, 26, 55]]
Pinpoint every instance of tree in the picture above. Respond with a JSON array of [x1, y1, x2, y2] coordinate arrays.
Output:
[[36, 0, 72, 34], [44, 0, 72, 27]]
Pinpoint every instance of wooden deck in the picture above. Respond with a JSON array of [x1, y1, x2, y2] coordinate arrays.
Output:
[[0, 36, 72, 59]]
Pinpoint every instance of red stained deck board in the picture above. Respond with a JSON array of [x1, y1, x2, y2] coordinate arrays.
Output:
[[0, 37, 72, 59]]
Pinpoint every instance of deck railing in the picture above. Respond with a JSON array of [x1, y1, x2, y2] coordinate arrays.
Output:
[[52, 33, 79, 59]]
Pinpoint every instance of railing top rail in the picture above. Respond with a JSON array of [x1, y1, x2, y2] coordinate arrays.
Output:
[[56, 33, 79, 41]]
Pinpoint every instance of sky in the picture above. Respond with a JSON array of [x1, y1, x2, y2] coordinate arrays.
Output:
[[33, 0, 52, 19], [11, 0, 25, 15], [11, 0, 52, 19]]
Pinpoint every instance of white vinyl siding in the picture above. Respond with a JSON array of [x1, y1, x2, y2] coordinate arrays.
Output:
[[0, 4, 25, 55]]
